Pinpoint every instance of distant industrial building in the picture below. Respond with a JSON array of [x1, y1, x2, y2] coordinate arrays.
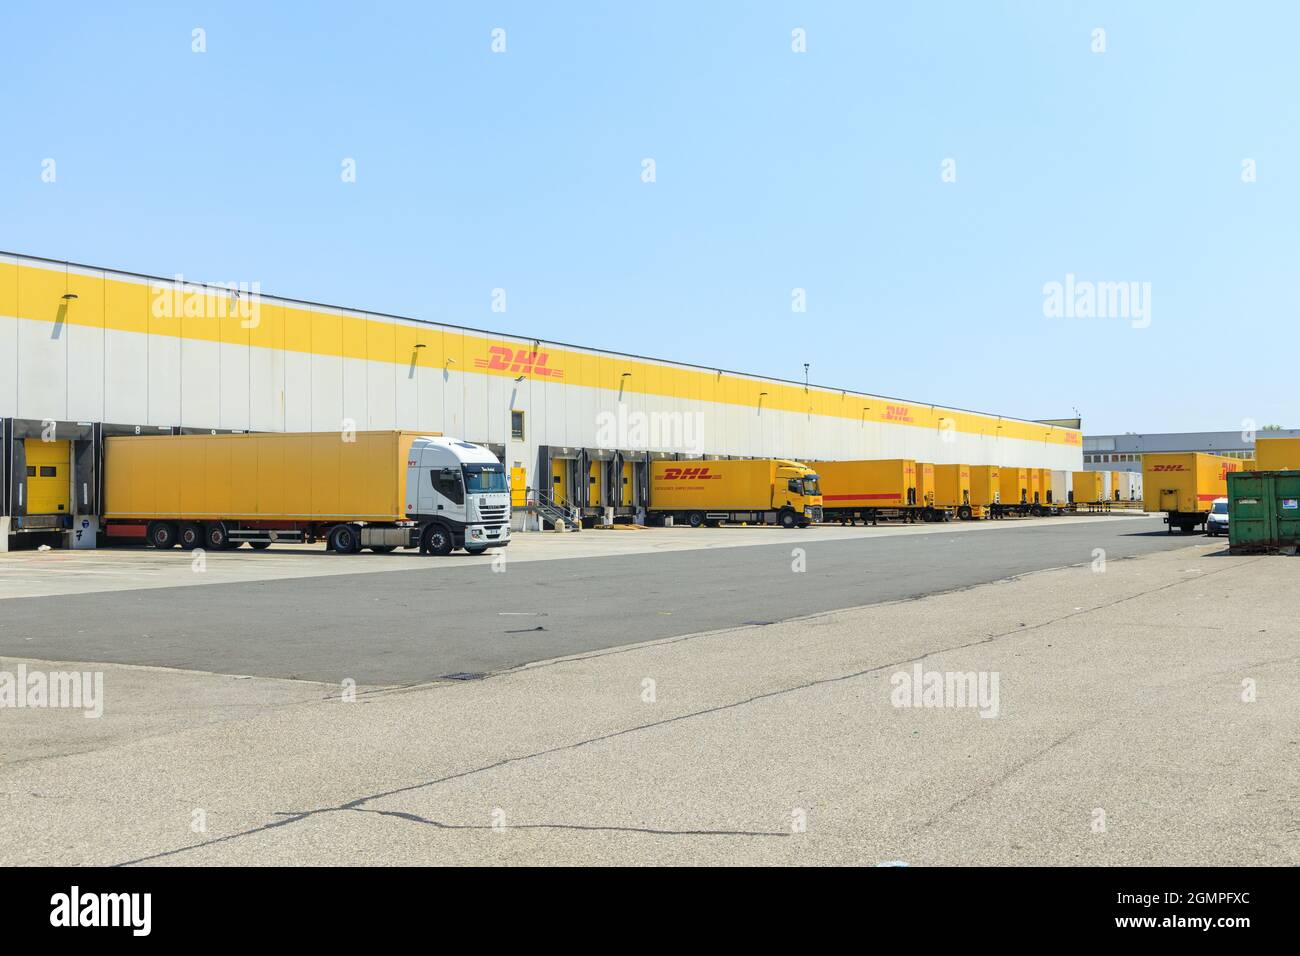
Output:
[[1083, 430, 1300, 471]]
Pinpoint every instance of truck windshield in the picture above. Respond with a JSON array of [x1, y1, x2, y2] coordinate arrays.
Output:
[[463, 463, 508, 493], [803, 476, 821, 497]]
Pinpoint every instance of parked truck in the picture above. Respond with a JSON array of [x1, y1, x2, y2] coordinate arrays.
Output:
[[646, 459, 822, 528], [968, 465, 1001, 519], [812, 459, 925, 523], [1047, 470, 1071, 512], [996, 467, 1035, 516], [933, 464, 971, 519], [103, 431, 511, 555], [914, 462, 946, 519], [1142, 452, 1242, 534]]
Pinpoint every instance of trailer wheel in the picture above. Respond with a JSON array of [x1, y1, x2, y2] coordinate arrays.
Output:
[[204, 523, 231, 550], [178, 523, 203, 549], [778, 509, 798, 529], [422, 524, 453, 556], [329, 524, 361, 554], [687, 511, 705, 528], [958, 506, 972, 520], [147, 521, 178, 549]]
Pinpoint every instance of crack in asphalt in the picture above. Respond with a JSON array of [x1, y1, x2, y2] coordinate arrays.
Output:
[[342, 807, 787, 838], [112, 554, 1256, 867]]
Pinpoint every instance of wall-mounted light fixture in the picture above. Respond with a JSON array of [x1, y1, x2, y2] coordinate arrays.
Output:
[[61, 293, 78, 301]]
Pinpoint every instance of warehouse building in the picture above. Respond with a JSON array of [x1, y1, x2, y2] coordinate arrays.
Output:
[[1083, 430, 1300, 472], [1, 252, 1082, 547]]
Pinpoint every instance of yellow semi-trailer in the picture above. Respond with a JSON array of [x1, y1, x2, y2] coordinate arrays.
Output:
[[1047, 470, 1072, 512], [914, 463, 946, 520], [1027, 468, 1043, 506], [646, 459, 822, 529], [933, 464, 972, 520], [1142, 452, 1243, 534], [1256, 437, 1300, 471], [102, 431, 511, 555], [968, 465, 1001, 519], [997, 467, 1031, 517], [812, 459, 922, 524], [1072, 471, 1105, 506]]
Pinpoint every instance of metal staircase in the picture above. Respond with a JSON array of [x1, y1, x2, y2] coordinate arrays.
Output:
[[529, 488, 581, 531]]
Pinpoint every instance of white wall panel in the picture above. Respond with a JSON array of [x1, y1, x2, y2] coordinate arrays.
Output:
[[219, 339, 250, 431], [442, 369, 464, 437], [66, 312, 104, 423], [0, 314, 17, 419], [311, 354, 344, 433], [283, 351, 312, 432], [18, 317, 66, 422], [463, 363, 488, 442], [179, 339, 220, 428]]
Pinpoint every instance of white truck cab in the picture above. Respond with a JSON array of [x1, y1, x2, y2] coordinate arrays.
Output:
[[408, 437, 511, 555]]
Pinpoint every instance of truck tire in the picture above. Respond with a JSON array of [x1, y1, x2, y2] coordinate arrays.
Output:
[[687, 511, 705, 528], [958, 506, 972, 520], [147, 521, 178, 549], [205, 523, 231, 550], [179, 523, 203, 549], [329, 524, 361, 554], [778, 509, 798, 529], [422, 524, 453, 556]]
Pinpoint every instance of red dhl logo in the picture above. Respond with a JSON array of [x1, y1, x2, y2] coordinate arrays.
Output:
[[1151, 464, 1187, 472], [884, 404, 913, 423], [474, 346, 564, 379], [1065, 432, 1080, 445], [659, 467, 722, 480]]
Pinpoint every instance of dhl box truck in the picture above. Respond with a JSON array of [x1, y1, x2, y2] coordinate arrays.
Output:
[[1143, 452, 1242, 534], [103, 431, 511, 555], [647, 459, 822, 528], [812, 459, 924, 524], [1256, 437, 1300, 471], [997, 467, 1032, 516], [933, 464, 972, 519], [968, 465, 1001, 519]]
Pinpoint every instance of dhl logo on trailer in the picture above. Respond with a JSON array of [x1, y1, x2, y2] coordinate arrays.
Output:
[[659, 466, 722, 481]]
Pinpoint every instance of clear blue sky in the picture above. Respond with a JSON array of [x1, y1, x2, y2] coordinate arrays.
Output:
[[3, 2, 1296, 434]]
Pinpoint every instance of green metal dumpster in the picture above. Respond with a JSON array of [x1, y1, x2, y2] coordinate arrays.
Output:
[[1228, 470, 1300, 553]]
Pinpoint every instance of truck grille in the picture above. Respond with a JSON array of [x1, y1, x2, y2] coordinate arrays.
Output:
[[807, 506, 823, 523], [478, 505, 508, 524]]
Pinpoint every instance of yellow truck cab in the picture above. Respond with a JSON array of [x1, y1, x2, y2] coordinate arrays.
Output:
[[647, 459, 822, 528]]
